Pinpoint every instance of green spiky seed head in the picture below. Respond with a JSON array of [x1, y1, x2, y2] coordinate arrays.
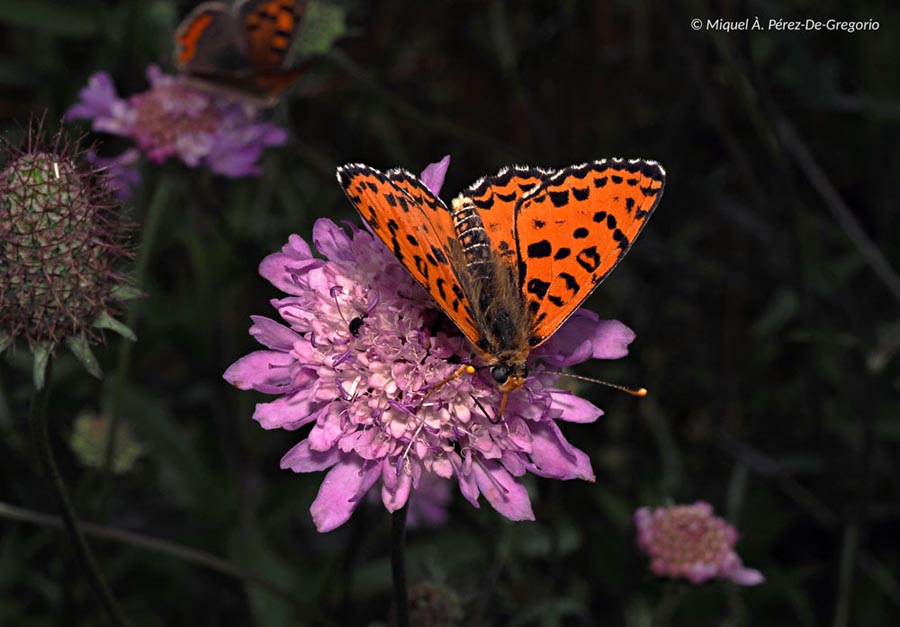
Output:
[[0, 124, 136, 386]]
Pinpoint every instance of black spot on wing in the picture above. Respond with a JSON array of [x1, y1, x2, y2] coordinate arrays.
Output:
[[527, 278, 550, 299], [430, 245, 447, 264], [573, 227, 589, 239], [576, 247, 600, 272], [573, 186, 589, 201], [560, 272, 579, 292], [527, 240, 552, 258], [611, 175, 623, 184], [593, 177, 607, 188], [406, 234, 419, 246], [613, 229, 630, 251], [554, 247, 570, 260], [497, 191, 517, 202], [414, 255, 429, 278], [473, 196, 494, 210], [549, 190, 569, 207]]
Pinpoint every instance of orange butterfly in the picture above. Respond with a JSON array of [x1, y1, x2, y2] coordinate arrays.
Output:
[[174, 0, 307, 105], [337, 159, 665, 412]]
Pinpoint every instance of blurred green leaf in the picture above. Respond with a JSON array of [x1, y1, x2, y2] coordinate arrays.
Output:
[[0, 0, 98, 38], [295, 0, 346, 56]]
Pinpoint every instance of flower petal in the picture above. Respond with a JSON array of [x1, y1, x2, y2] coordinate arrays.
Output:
[[548, 390, 604, 423], [419, 155, 451, 195], [310, 456, 380, 532], [381, 458, 413, 513], [252, 393, 320, 430], [536, 310, 636, 366], [222, 350, 295, 392], [249, 315, 301, 351], [726, 565, 765, 586], [473, 460, 535, 521], [527, 422, 595, 481], [280, 439, 343, 472]]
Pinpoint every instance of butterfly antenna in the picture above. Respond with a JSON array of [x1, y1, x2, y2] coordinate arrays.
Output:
[[553, 371, 648, 397]]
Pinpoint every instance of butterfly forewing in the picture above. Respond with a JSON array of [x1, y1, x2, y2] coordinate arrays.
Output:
[[175, 3, 248, 72], [336, 165, 483, 347], [514, 159, 665, 345]]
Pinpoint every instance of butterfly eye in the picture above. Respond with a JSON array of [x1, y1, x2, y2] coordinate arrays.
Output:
[[491, 365, 511, 384]]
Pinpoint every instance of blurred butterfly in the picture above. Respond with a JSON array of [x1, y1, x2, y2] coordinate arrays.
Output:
[[174, 0, 307, 106]]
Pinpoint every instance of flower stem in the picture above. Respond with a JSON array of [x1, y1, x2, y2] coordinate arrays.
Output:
[[391, 505, 409, 627], [29, 360, 130, 627], [103, 178, 173, 487]]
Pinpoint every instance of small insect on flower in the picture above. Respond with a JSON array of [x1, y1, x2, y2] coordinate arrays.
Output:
[[225, 156, 643, 532]]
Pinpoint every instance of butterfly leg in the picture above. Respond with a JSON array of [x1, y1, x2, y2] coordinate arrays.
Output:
[[415, 364, 476, 412], [498, 390, 510, 422]]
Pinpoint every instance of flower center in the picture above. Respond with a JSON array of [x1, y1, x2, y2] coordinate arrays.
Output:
[[129, 83, 221, 161]]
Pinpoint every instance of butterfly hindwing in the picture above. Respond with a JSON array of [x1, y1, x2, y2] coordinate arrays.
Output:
[[337, 165, 482, 347], [462, 166, 551, 264], [514, 159, 665, 345], [239, 0, 305, 70]]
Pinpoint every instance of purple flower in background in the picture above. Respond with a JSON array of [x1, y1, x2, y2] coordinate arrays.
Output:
[[224, 157, 638, 532], [635, 501, 764, 586], [66, 66, 287, 198]]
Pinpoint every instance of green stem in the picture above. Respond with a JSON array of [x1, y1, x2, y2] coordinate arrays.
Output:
[[391, 505, 409, 627], [103, 179, 173, 485], [0, 500, 310, 613], [652, 581, 685, 627], [29, 361, 130, 627]]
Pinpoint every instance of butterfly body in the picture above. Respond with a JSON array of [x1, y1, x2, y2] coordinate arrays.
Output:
[[337, 159, 665, 397], [174, 0, 306, 105], [449, 196, 531, 391]]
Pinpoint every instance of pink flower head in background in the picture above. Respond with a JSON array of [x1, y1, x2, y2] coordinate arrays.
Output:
[[65, 66, 287, 199], [635, 501, 764, 585], [224, 156, 639, 532]]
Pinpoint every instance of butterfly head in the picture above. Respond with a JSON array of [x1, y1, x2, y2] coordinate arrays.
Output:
[[489, 358, 528, 392]]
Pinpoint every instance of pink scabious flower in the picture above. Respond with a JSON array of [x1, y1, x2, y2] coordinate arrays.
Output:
[[65, 66, 287, 198], [635, 501, 764, 586], [224, 157, 638, 532]]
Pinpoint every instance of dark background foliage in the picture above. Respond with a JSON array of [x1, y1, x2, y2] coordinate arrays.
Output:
[[2, 0, 899, 625]]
